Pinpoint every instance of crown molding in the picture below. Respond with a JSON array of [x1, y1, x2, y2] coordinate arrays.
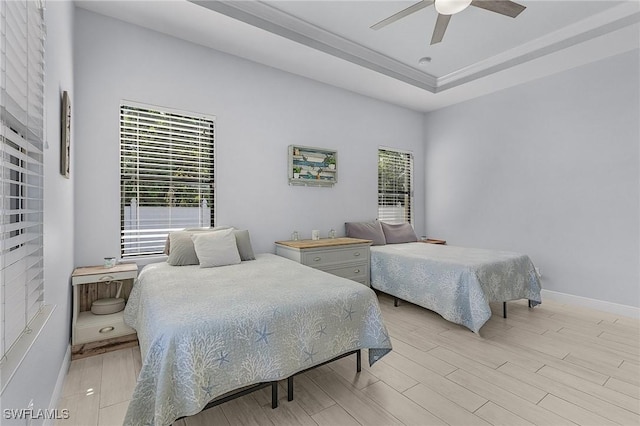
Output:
[[189, 1, 639, 94], [436, 2, 640, 91], [189, 0, 438, 92]]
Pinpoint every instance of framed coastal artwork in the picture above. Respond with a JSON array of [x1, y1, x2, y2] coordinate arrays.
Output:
[[288, 145, 337, 187]]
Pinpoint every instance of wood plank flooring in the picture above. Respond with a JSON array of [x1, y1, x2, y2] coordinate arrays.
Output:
[[56, 294, 640, 425]]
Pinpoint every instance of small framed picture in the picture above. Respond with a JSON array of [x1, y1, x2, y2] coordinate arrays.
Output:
[[60, 90, 70, 178]]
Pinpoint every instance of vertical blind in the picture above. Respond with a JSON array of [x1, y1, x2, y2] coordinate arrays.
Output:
[[120, 104, 215, 257], [378, 148, 413, 224], [0, 0, 46, 359]]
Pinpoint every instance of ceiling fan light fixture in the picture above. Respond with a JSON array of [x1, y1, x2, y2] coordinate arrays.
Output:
[[434, 0, 472, 15]]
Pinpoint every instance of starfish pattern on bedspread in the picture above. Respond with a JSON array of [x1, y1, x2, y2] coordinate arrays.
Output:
[[122, 254, 392, 426]]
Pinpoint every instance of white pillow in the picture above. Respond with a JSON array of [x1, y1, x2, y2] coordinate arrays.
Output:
[[191, 228, 241, 268]]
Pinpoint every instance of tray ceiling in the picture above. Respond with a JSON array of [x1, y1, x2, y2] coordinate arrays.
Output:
[[76, 1, 640, 111]]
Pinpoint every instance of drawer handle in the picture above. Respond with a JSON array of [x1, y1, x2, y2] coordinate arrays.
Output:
[[354, 252, 361, 257], [313, 257, 322, 262], [354, 269, 360, 274], [99, 275, 115, 282], [99, 326, 114, 334]]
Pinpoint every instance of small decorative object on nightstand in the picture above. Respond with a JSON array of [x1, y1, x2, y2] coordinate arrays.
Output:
[[71, 263, 138, 359], [275, 237, 372, 285]]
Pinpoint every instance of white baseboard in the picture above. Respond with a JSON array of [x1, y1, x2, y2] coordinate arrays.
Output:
[[44, 344, 71, 426], [541, 289, 640, 319]]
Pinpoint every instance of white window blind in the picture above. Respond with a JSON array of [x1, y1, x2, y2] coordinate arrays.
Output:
[[120, 104, 215, 257], [0, 0, 46, 360], [378, 148, 413, 224]]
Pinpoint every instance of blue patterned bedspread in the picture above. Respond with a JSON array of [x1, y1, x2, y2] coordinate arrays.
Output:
[[123, 253, 391, 425], [371, 243, 541, 333]]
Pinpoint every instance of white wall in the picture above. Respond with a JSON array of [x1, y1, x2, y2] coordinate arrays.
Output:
[[0, 1, 75, 423], [424, 49, 640, 308], [73, 9, 425, 266]]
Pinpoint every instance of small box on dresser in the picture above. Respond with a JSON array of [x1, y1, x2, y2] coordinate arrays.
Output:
[[275, 237, 372, 285], [71, 263, 138, 359]]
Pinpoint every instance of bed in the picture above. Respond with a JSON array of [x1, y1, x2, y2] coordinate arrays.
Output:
[[370, 242, 542, 333], [123, 252, 392, 426]]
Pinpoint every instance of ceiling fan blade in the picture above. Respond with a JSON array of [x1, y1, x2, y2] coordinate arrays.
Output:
[[470, 0, 526, 18], [430, 13, 451, 45], [371, 0, 434, 30]]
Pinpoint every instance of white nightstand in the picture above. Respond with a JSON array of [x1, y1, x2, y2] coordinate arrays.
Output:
[[71, 263, 138, 358], [275, 237, 372, 285]]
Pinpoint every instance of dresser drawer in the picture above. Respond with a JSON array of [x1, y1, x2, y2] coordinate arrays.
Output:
[[75, 310, 136, 345], [302, 245, 368, 267], [275, 238, 371, 286], [319, 262, 369, 283]]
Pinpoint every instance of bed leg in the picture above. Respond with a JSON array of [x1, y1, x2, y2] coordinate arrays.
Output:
[[271, 381, 278, 409], [287, 376, 294, 402], [503, 301, 507, 319], [356, 349, 362, 372], [394, 297, 399, 307], [528, 299, 532, 308]]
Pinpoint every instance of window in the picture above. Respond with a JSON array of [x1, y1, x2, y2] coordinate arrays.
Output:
[[378, 147, 413, 224], [120, 104, 215, 257], [0, 0, 46, 362]]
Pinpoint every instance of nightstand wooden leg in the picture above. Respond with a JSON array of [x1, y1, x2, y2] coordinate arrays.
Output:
[[356, 349, 361, 372], [503, 301, 507, 319]]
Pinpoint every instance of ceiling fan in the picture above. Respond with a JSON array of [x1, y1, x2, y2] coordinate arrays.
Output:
[[371, 0, 526, 45]]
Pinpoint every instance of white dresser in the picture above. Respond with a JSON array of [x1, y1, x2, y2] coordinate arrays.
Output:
[[275, 237, 372, 285]]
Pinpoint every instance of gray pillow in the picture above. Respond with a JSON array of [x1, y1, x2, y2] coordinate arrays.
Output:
[[345, 220, 386, 245], [234, 229, 256, 261], [191, 229, 241, 268], [163, 226, 232, 256], [166, 231, 201, 266], [166, 227, 255, 265], [380, 222, 418, 244]]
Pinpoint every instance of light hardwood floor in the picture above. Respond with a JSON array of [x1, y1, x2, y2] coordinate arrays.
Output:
[[57, 294, 640, 425]]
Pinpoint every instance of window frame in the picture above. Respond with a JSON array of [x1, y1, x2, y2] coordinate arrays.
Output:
[[119, 101, 216, 258], [377, 146, 414, 225], [0, 0, 49, 388]]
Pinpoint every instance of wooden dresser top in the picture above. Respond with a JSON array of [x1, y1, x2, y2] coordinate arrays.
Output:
[[275, 237, 372, 249]]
